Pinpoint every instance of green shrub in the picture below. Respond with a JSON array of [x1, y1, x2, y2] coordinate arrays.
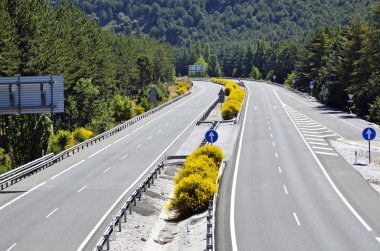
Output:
[[0, 147, 12, 172], [169, 174, 217, 216], [48, 130, 75, 154], [72, 127, 94, 143], [175, 155, 218, 184]]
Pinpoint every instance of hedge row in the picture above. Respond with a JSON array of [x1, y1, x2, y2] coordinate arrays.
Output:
[[211, 78, 246, 120], [169, 145, 224, 216]]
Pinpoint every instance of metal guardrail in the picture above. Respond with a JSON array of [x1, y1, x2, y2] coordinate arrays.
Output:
[[94, 157, 166, 251], [0, 91, 191, 191], [0, 153, 53, 182]]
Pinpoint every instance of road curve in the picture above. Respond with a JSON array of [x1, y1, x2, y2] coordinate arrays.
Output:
[[0, 81, 220, 251], [216, 81, 380, 251]]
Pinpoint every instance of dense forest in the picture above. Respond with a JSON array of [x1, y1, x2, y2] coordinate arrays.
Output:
[[74, 0, 374, 46], [0, 0, 176, 169]]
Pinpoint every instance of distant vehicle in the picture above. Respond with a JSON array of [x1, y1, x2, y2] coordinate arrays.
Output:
[[239, 81, 245, 87]]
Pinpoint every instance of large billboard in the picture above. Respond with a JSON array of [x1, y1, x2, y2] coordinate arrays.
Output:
[[0, 76, 64, 115]]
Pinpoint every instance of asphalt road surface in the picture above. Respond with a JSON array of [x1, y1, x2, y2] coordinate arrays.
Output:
[[217, 81, 380, 251], [0, 81, 220, 251]]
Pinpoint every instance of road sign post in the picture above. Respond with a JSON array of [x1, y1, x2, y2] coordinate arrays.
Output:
[[309, 81, 315, 96], [205, 130, 218, 144], [362, 127, 376, 163]]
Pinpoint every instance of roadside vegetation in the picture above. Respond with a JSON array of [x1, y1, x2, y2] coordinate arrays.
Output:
[[211, 78, 246, 120], [0, 0, 177, 167], [168, 145, 224, 217]]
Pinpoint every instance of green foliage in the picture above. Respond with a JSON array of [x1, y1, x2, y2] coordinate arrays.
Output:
[[48, 130, 75, 154], [7, 114, 53, 166], [284, 71, 297, 87], [139, 97, 153, 112], [0, 147, 12, 172], [112, 94, 134, 122], [250, 66, 262, 80]]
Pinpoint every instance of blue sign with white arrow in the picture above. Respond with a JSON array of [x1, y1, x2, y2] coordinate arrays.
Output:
[[309, 81, 315, 87], [205, 130, 218, 143], [362, 127, 376, 141]]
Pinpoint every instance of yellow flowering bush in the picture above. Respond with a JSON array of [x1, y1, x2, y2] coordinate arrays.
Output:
[[212, 78, 245, 120], [72, 127, 94, 143], [134, 105, 145, 115], [169, 174, 217, 216], [174, 155, 218, 184]]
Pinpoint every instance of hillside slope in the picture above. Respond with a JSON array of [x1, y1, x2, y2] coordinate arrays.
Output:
[[75, 0, 375, 46]]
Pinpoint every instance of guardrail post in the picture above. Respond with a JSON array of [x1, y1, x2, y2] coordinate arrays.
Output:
[[133, 195, 136, 206], [128, 201, 132, 214], [116, 216, 121, 232], [137, 188, 141, 201], [122, 208, 127, 222], [104, 234, 109, 250]]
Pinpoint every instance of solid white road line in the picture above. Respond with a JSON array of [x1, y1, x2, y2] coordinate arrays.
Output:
[[78, 185, 87, 193], [315, 151, 339, 156], [0, 182, 46, 210], [50, 160, 86, 180], [88, 144, 112, 159], [113, 133, 130, 144], [275, 89, 373, 232], [309, 142, 329, 146], [230, 85, 251, 251], [312, 146, 334, 151], [293, 212, 301, 226], [103, 167, 112, 173], [78, 89, 219, 251], [46, 208, 58, 218], [121, 154, 128, 160], [283, 185, 288, 194], [6, 243, 16, 251], [278, 166, 282, 174]]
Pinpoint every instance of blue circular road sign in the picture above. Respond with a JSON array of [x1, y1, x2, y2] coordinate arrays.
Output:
[[205, 130, 218, 143], [309, 81, 315, 86], [362, 127, 376, 141]]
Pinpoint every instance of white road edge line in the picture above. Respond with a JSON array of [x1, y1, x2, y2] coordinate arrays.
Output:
[[77, 90, 218, 251], [88, 144, 112, 159], [293, 212, 301, 226], [46, 208, 58, 218], [0, 181, 46, 210], [50, 160, 86, 180], [283, 185, 288, 194], [78, 185, 87, 193], [6, 243, 16, 251], [121, 154, 128, 160], [230, 85, 250, 251], [274, 89, 373, 232]]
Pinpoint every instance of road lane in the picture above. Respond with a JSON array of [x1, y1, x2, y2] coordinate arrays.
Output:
[[0, 81, 220, 251], [221, 81, 380, 251]]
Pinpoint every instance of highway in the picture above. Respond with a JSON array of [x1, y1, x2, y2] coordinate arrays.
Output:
[[216, 81, 380, 251], [0, 81, 220, 251]]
